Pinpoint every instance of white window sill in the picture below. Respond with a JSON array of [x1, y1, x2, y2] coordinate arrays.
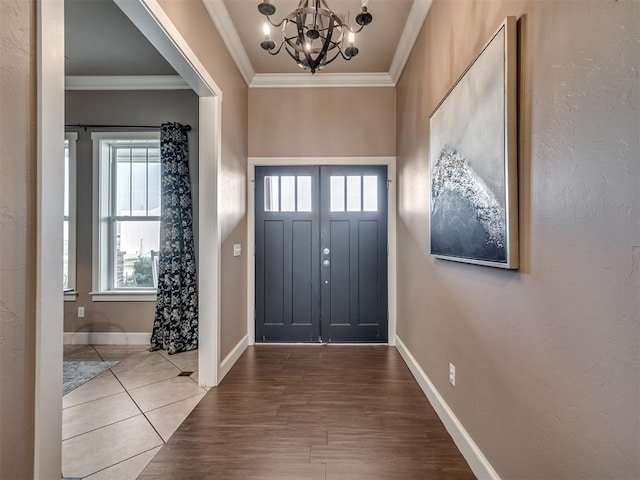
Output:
[[64, 291, 78, 302], [90, 291, 157, 302]]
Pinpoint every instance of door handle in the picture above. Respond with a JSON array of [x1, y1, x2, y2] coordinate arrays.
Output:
[[323, 260, 330, 267]]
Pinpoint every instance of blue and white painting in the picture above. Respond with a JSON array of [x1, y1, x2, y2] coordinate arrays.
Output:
[[430, 26, 510, 265]]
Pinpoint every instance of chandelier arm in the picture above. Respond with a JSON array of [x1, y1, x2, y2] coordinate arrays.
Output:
[[264, 16, 288, 28], [316, 23, 361, 60], [349, 24, 366, 34], [339, 49, 354, 61], [267, 41, 286, 56]]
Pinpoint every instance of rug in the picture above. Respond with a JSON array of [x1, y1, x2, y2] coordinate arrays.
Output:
[[62, 361, 118, 395]]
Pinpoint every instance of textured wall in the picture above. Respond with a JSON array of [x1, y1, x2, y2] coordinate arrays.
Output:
[[157, 0, 248, 359], [249, 87, 396, 157], [0, 0, 36, 477], [64, 90, 199, 334], [396, 0, 640, 478]]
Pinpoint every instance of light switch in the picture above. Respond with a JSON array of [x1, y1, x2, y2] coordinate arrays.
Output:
[[233, 244, 242, 257]]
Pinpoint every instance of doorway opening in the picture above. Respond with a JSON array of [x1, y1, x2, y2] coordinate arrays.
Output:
[[254, 164, 393, 344], [36, 1, 223, 477]]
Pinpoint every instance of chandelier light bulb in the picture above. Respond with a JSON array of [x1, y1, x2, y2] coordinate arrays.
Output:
[[260, 20, 275, 50], [361, 0, 369, 8], [344, 30, 359, 58]]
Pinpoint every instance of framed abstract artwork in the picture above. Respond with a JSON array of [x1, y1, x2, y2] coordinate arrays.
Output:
[[429, 16, 519, 269]]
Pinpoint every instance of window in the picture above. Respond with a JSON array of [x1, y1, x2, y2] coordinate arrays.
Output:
[[264, 175, 312, 212], [330, 175, 378, 212], [64, 132, 78, 299], [91, 132, 161, 301]]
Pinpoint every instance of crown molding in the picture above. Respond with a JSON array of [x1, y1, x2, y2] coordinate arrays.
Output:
[[251, 72, 394, 88], [389, 0, 433, 84], [65, 75, 190, 90], [201, 0, 255, 86]]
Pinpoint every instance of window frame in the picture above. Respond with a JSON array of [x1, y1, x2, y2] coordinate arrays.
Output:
[[90, 131, 161, 302], [64, 132, 78, 301]]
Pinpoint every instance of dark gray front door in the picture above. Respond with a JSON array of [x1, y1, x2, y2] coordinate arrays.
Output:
[[319, 166, 388, 342], [255, 165, 387, 343]]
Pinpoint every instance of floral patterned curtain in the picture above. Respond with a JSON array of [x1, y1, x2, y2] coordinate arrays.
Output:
[[150, 122, 198, 354]]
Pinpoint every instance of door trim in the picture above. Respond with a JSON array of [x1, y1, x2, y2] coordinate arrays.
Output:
[[247, 157, 397, 347], [37, 1, 223, 476]]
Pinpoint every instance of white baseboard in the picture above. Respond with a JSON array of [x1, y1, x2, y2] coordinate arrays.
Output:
[[64, 331, 151, 345], [218, 334, 248, 382], [395, 336, 500, 480]]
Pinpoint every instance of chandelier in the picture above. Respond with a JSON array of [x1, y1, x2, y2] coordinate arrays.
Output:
[[258, 0, 373, 74]]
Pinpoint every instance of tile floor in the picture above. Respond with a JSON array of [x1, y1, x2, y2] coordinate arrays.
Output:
[[62, 345, 207, 479]]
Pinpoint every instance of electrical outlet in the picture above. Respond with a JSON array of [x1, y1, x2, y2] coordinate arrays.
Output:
[[449, 363, 456, 387], [78, 306, 85, 318]]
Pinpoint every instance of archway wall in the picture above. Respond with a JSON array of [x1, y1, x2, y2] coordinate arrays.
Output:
[[0, 1, 37, 478], [156, 0, 249, 361]]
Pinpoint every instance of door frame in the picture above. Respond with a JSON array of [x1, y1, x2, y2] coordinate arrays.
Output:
[[36, 1, 223, 476], [247, 157, 397, 346]]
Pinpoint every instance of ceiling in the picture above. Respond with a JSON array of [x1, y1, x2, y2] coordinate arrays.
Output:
[[65, 0, 175, 76], [224, 0, 413, 74], [64, 0, 432, 88]]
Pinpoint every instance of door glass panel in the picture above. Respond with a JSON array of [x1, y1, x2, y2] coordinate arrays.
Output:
[[330, 176, 345, 212], [281, 176, 296, 212], [264, 176, 279, 212], [297, 176, 312, 212], [347, 176, 362, 212], [363, 175, 378, 212]]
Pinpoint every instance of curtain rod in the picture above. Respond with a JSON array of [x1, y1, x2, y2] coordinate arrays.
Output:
[[65, 124, 192, 132]]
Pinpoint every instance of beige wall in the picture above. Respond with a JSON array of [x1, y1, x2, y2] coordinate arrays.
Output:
[[0, 0, 36, 477], [157, 0, 248, 359], [396, 1, 640, 478], [64, 90, 199, 334], [249, 87, 396, 157]]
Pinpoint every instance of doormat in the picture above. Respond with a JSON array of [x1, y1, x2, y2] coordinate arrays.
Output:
[[63, 360, 118, 395]]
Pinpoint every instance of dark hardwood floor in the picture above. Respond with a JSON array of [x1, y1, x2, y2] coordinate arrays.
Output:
[[139, 346, 476, 479]]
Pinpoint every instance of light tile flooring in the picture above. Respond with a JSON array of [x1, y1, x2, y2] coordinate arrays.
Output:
[[62, 345, 207, 479]]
